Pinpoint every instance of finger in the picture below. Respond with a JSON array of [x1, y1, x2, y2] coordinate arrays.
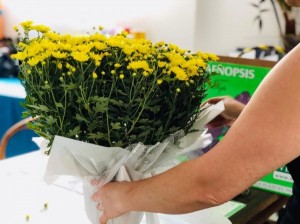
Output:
[[91, 178, 100, 186], [99, 214, 108, 224], [201, 96, 226, 107], [92, 192, 100, 202]]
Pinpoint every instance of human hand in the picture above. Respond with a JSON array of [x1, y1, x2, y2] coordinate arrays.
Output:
[[91, 180, 132, 224], [202, 96, 245, 128]]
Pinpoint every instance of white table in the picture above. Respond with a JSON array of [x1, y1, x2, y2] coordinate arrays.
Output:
[[0, 151, 242, 224]]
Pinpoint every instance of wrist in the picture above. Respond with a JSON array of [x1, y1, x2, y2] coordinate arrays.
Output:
[[119, 181, 137, 213]]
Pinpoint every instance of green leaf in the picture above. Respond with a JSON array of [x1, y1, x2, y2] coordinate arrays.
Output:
[[67, 126, 81, 137], [113, 141, 123, 147], [129, 134, 137, 142], [93, 96, 109, 103], [111, 122, 121, 130], [88, 123, 100, 132], [41, 84, 51, 90], [21, 111, 31, 118], [95, 101, 108, 113], [27, 104, 50, 112], [109, 99, 126, 107], [145, 105, 160, 113], [138, 129, 151, 138], [55, 102, 64, 108], [154, 126, 164, 137], [168, 126, 180, 133], [84, 103, 90, 111], [45, 116, 57, 126], [138, 118, 151, 124], [87, 132, 107, 140], [27, 96, 38, 103], [60, 83, 77, 90], [76, 97, 84, 104], [75, 114, 89, 123]]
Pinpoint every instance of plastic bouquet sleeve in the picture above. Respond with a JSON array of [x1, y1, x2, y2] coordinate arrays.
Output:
[[43, 101, 224, 224]]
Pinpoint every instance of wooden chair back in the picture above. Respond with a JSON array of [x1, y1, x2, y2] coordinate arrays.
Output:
[[0, 116, 35, 159]]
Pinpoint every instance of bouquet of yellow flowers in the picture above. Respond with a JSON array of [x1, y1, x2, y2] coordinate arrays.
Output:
[[12, 21, 218, 152], [12, 21, 224, 224]]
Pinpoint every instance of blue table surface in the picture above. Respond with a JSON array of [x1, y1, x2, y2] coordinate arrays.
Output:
[[0, 78, 38, 158]]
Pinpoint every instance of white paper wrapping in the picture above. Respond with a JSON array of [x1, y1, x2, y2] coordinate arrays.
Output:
[[43, 101, 225, 224]]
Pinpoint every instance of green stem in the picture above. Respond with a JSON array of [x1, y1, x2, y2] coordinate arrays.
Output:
[[126, 76, 157, 136], [106, 80, 115, 146]]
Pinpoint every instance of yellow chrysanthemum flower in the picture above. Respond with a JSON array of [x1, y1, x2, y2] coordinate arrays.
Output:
[[11, 52, 27, 61], [93, 42, 107, 51], [165, 52, 185, 66], [32, 25, 51, 33], [20, 20, 33, 30], [123, 45, 134, 55], [157, 61, 167, 68], [71, 51, 89, 62], [128, 61, 152, 72], [206, 53, 219, 61], [45, 32, 61, 41], [52, 51, 67, 59], [170, 66, 188, 81], [27, 57, 40, 66]]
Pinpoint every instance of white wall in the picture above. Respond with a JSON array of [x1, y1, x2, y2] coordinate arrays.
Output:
[[2, 0, 291, 55], [2, 0, 197, 51], [195, 0, 284, 55]]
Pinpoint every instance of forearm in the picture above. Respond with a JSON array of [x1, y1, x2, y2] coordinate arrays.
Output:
[[123, 159, 220, 214]]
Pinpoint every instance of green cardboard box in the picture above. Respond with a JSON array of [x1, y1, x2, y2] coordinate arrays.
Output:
[[204, 56, 293, 196]]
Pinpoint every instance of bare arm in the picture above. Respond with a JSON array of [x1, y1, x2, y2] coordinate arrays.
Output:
[[93, 44, 300, 224]]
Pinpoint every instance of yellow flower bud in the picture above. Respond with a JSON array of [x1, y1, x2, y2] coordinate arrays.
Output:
[[57, 62, 62, 69], [13, 26, 19, 32], [92, 72, 98, 79], [114, 63, 121, 68], [119, 74, 125, 79], [176, 88, 181, 93], [157, 79, 163, 85]]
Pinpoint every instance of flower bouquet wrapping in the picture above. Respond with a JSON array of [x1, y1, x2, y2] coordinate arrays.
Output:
[[12, 21, 224, 224]]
